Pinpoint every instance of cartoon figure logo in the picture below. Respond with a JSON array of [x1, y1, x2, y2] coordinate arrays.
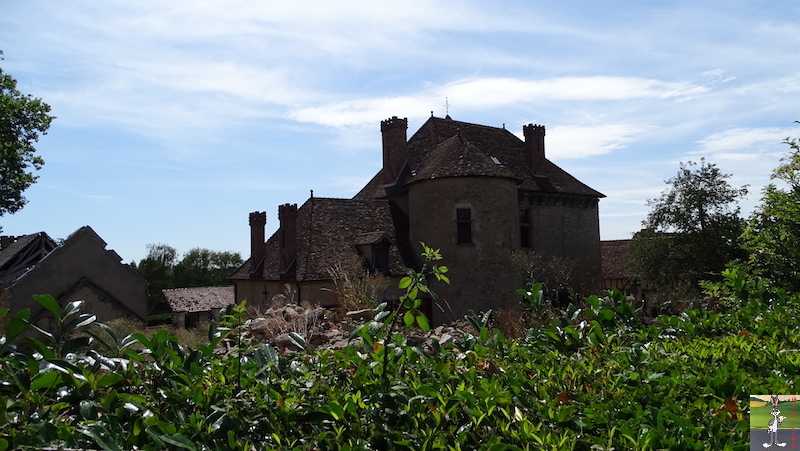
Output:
[[765, 395, 787, 448]]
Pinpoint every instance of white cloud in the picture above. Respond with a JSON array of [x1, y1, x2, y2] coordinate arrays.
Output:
[[697, 127, 800, 154], [534, 123, 655, 159], [290, 77, 706, 128]]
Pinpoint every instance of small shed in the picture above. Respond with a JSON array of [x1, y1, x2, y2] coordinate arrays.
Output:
[[158, 286, 235, 329]]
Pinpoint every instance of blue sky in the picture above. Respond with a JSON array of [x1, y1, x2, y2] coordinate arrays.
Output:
[[1, 0, 799, 264]]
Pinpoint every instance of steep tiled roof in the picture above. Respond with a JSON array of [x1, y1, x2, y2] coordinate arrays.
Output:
[[601, 240, 631, 279], [354, 116, 604, 199], [409, 133, 519, 183], [160, 286, 235, 312], [232, 198, 414, 282]]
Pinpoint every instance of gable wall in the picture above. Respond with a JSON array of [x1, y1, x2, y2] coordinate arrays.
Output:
[[10, 231, 147, 321], [522, 192, 602, 294]]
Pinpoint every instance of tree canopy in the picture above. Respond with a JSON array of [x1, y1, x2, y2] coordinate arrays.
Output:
[[742, 127, 800, 291], [134, 244, 243, 309], [0, 51, 54, 218], [629, 159, 748, 299]]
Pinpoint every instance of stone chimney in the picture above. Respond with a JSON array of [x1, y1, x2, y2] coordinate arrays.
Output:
[[278, 203, 298, 273], [381, 116, 408, 186], [523, 124, 546, 169], [249, 212, 266, 276]]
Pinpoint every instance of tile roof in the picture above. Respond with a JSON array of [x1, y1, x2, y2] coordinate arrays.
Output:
[[231, 198, 414, 282], [601, 240, 632, 279], [160, 286, 235, 312], [355, 116, 605, 199]]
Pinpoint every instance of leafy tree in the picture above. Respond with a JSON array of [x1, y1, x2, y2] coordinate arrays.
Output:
[[742, 127, 800, 291], [0, 51, 54, 219], [173, 247, 243, 288], [135, 244, 243, 310], [629, 159, 748, 299], [135, 243, 178, 309]]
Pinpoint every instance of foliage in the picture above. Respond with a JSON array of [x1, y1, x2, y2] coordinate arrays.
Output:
[[1, 246, 784, 450], [134, 243, 178, 308], [742, 127, 800, 291], [629, 158, 748, 299], [134, 243, 243, 309], [173, 247, 244, 288], [0, 51, 55, 219]]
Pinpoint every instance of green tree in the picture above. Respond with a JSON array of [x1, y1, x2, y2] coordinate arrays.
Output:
[[135, 243, 178, 309], [629, 159, 748, 299], [173, 247, 243, 288], [742, 127, 800, 291], [135, 244, 243, 310], [0, 51, 54, 219]]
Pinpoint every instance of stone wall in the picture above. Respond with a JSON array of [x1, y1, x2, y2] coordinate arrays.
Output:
[[408, 176, 521, 324]]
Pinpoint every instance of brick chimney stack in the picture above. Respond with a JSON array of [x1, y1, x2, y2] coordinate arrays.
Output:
[[249, 212, 266, 276], [381, 116, 408, 186], [523, 124, 546, 170], [278, 203, 298, 273]]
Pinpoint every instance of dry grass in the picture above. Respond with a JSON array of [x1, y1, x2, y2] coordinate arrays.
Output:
[[247, 304, 327, 340], [491, 304, 530, 340], [327, 255, 390, 315]]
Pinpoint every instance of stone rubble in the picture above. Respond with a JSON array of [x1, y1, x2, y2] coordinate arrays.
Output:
[[246, 303, 475, 353]]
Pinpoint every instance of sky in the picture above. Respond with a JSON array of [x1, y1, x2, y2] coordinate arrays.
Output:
[[1, 0, 799, 264]]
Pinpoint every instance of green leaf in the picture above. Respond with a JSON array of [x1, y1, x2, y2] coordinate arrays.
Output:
[[82, 424, 121, 451], [61, 336, 91, 356], [416, 314, 430, 332], [161, 433, 198, 450], [63, 313, 96, 333], [6, 308, 30, 340], [30, 369, 59, 390], [60, 300, 84, 320], [288, 332, 307, 351], [403, 310, 414, 327], [33, 294, 61, 319], [96, 372, 125, 388], [398, 277, 412, 289]]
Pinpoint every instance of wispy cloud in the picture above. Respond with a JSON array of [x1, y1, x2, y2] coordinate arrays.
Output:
[[545, 123, 656, 159], [290, 77, 706, 128]]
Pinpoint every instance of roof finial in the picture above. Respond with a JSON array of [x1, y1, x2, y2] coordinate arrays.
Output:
[[310, 189, 314, 198], [445, 96, 450, 116]]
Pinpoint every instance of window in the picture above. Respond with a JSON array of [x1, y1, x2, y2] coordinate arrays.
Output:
[[455, 207, 473, 244], [373, 244, 389, 273], [519, 209, 531, 248]]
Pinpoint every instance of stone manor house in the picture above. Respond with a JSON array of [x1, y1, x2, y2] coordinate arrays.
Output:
[[231, 115, 604, 325]]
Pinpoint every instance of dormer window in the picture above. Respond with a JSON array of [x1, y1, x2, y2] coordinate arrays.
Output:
[[354, 232, 391, 274]]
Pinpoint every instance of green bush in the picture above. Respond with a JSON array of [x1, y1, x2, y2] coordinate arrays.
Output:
[[0, 247, 777, 450]]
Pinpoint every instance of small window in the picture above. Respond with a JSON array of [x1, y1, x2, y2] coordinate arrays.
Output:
[[373, 245, 389, 273], [519, 209, 531, 248], [456, 207, 473, 244]]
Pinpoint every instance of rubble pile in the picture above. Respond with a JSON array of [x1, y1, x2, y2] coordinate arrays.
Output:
[[246, 303, 474, 353]]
